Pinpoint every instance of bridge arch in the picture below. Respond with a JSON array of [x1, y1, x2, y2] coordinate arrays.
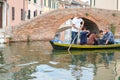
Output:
[[82, 18, 99, 33], [12, 8, 111, 41]]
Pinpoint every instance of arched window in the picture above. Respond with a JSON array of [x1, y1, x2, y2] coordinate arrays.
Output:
[[28, 10, 31, 19]]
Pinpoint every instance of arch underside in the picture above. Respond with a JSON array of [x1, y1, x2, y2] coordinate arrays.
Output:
[[83, 18, 99, 33]]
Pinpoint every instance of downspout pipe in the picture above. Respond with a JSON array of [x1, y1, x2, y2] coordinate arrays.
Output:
[[116, 0, 118, 11]]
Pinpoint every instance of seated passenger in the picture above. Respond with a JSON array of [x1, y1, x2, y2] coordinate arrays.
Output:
[[79, 27, 90, 45], [98, 27, 114, 45], [87, 32, 97, 45], [97, 30, 104, 45], [98, 30, 104, 39], [51, 35, 62, 43]]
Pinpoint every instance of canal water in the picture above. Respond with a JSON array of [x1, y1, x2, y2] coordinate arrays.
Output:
[[0, 41, 120, 80]]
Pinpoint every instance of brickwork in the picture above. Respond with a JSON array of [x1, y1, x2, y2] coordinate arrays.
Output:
[[12, 8, 120, 41]]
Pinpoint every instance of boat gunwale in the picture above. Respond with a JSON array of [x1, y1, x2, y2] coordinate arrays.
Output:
[[53, 42, 120, 49]]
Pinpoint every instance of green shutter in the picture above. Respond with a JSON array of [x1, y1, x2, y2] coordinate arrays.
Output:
[[34, 0, 36, 3], [44, 0, 46, 6], [48, 0, 51, 8]]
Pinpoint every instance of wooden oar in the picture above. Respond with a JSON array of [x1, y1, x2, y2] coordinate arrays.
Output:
[[68, 30, 80, 51], [68, 20, 84, 52]]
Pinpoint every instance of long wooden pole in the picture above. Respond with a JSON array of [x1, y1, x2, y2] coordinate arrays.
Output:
[[67, 31, 80, 51], [68, 20, 84, 51]]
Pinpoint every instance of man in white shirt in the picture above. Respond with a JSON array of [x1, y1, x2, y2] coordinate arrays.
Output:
[[71, 14, 84, 44]]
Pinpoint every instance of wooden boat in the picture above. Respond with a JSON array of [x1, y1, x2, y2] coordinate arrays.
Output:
[[50, 41, 120, 50]]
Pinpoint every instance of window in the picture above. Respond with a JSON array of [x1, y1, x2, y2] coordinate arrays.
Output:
[[53, 2, 56, 8], [21, 9, 24, 20], [34, 10, 37, 17], [48, 0, 51, 8], [44, 0, 46, 6], [34, 0, 36, 3], [116, 0, 118, 10], [0, 2, 2, 7], [94, 0, 95, 6], [34, 11, 36, 17], [90, 0, 92, 7], [12, 7, 15, 20], [40, 11, 42, 14], [56, 3, 58, 9], [52, 1, 55, 8], [28, 10, 31, 19], [0, 2, 2, 28]]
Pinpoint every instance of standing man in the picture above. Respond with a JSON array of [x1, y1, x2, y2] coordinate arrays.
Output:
[[71, 14, 84, 44]]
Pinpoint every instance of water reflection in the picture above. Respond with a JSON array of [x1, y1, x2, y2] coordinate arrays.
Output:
[[0, 41, 120, 80], [0, 50, 4, 64], [69, 51, 115, 80], [52, 50, 119, 80], [101, 52, 114, 69], [0, 41, 53, 80], [0, 50, 8, 73]]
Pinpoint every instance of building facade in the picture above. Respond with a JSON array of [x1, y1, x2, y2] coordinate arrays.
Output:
[[0, 0, 7, 33], [42, 0, 59, 13], [27, 0, 43, 19], [58, 0, 89, 9], [0, 0, 28, 35], [0, 0, 28, 42], [7, 0, 28, 26], [27, 0, 59, 19], [90, 0, 120, 11]]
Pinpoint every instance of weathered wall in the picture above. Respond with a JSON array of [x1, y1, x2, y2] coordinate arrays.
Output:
[[12, 8, 120, 41]]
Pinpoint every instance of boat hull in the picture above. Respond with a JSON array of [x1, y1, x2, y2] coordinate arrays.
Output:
[[50, 41, 120, 50]]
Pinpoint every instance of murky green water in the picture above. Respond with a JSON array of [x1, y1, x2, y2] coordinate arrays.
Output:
[[0, 41, 120, 80]]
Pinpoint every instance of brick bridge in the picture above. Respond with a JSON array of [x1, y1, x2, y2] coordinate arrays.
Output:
[[12, 8, 120, 41]]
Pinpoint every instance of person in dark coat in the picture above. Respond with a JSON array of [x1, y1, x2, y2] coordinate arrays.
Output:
[[80, 27, 90, 45]]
